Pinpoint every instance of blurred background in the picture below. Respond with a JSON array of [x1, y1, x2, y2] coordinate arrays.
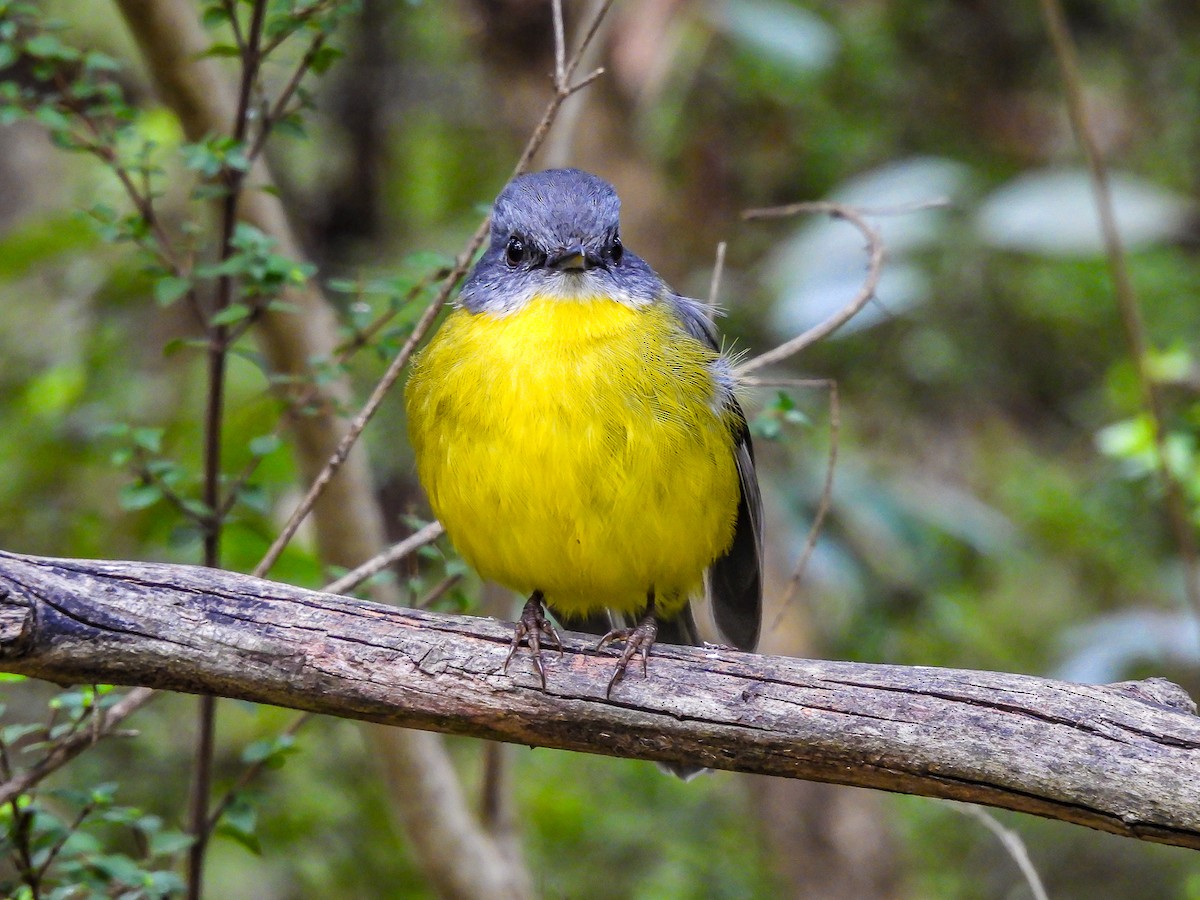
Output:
[[1, 0, 1199, 896]]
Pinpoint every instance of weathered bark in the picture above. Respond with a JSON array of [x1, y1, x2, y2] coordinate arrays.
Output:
[[1, 550, 1197, 851]]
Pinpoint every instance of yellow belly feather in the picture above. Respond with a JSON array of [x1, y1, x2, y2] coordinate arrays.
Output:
[[405, 297, 740, 619]]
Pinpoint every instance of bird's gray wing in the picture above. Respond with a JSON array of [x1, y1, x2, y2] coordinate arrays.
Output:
[[665, 292, 764, 652]]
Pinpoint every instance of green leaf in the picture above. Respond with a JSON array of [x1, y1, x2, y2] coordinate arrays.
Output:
[[82, 51, 121, 73], [215, 797, 261, 855], [201, 6, 232, 28], [200, 43, 242, 58], [154, 275, 191, 306], [240, 732, 296, 766], [148, 829, 195, 857], [119, 482, 162, 511], [209, 303, 253, 326], [235, 483, 269, 514], [1, 723, 43, 743], [25, 34, 73, 60], [88, 853, 146, 885], [248, 434, 281, 457], [33, 105, 73, 132], [131, 427, 164, 453]]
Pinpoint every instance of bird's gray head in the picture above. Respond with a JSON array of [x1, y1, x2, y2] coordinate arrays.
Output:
[[459, 168, 663, 314]]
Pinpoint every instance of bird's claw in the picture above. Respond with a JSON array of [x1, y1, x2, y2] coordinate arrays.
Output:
[[503, 593, 562, 689], [596, 614, 658, 697]]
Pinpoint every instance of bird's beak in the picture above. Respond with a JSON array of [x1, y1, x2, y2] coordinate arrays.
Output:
[[547, 246, 596, 272]]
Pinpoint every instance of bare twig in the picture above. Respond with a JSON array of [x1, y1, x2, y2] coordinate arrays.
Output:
[[323, 521, 446, 595], [1037, 0, 1200, 617], [708, 240, 728, 308], [416, 573, 463, 610], [956, 804, 1050, 900], [551, 0, 567, 86], [737, 201, 885, 375]]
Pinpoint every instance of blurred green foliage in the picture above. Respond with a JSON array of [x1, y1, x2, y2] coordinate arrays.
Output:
[[0, 0, 1198, 897]]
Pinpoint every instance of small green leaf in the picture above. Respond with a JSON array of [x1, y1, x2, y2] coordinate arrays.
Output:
[[119, 482, 162, 511], [215, 797, 261, 855], [201, 6, 232, 27], [154, 275, 191, 306], [209, 303, 253, 326], [32, 105, 73, 132], [148, 829, 195, 857], [248, 434, 281, 457], [1, 723, 43, 743], [240, 732, 296, 766], [131, 427, 164, 453], [200, 43, 242, 58]]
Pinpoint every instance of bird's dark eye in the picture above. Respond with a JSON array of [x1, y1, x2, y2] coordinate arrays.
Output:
[[609, 235, 623, 263], [505, 236, 526, 267]]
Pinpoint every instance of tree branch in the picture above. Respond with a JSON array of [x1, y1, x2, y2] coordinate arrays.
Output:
[[1, 550, 1197, 851]]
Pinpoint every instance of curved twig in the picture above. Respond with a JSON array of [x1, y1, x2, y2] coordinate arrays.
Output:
[[737, 201, 884, 375]]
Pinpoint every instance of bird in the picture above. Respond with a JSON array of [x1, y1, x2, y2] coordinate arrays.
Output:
[[405, 167, 762, 696]]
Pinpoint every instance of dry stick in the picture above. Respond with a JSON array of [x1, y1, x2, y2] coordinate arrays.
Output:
[[416, 573, 463, 610], [957, 804, 1050, 900], [1038, 0, 1200, 616], [551, 0, 567, 86], [708, 240, 728, 308], [254, 0, 616, 581], [543, 0, 613, 169], [324, 521, 446, 595], [737, 202, 884, 376]]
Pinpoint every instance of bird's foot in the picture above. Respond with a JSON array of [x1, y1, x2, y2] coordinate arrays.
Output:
[[596, 613, 658, 697], [503, 592, 562, 689]]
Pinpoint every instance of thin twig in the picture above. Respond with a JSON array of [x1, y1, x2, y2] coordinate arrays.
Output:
[[323, 521, 446, 595], [737, 201, 885, 375], [416, 572, 463, 610], [551, 0, 567, 86], [708, 240, 727, 308], [563, 0, 615, 84], [1037, 0, 1200, 617], [957, 804, 1050, 900], [758, 378, 840, 633], [248, 30, 328, 162]]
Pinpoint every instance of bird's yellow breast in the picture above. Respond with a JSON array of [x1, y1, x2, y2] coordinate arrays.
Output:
[[405, 297, 740, 618]]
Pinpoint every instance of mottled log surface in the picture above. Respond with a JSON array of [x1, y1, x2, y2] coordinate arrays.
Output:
[[0, 550, 1197, 849]]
